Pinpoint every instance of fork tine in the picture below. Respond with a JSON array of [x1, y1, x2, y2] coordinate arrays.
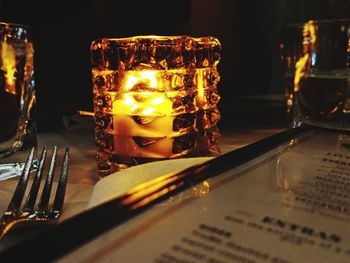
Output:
[[38, 146, 57, 212], [22, 146, 47, 213], [3, 147, 35, 217], [51, 148, 69, 218]]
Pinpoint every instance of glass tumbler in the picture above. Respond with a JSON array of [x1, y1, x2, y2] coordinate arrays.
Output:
[[90, 35, 222, 176], [0, 22, 37, 180], [281, 19, 350, 130]]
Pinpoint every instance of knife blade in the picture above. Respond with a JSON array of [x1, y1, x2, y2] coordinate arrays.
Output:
[[0, 126, 307, 262]]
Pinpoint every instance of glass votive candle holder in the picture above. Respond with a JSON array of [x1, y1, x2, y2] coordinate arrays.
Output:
[[90, 35, 222, 176]]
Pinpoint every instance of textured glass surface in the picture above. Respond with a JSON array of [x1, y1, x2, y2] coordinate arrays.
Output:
[[90, 35, 221, 176]]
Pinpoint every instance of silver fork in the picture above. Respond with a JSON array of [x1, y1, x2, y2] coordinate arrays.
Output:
[[0, 146, 69, 240]]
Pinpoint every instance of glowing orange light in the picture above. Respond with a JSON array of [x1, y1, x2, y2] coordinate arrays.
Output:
[[193, 180, 211, 197], [294, 20, 317, 92], [122, 94, 135, 106], [1, 42, 17, 94], [91, 35, 222, 174], [124, 70, 159, 91], [196, 68, 204, 102], [150, 96, 164, 105], [116, 71, 174, 117]]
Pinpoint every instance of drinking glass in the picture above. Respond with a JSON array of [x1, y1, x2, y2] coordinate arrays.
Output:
[[0, 22, 37, 180], [90, 35, 222, 176], [281, 19, 350, 130]]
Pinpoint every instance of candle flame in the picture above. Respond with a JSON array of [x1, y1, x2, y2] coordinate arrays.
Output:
[[143, 107, 155, 115], [1, 42, 17, 94], [150, 96, 164, 105], [122, 94, 135, 106], [131, 104, 140, 112], [125, 70, 159, 91], [117, 71, 174, 116]]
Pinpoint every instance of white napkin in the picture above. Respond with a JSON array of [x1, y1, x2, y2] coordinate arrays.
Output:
[[87, 157, 212, 208]]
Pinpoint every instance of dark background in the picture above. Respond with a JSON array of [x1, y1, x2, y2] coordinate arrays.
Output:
[[1, 0, 350, 132]]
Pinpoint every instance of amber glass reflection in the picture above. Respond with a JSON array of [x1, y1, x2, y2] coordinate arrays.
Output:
[[90, 35, 222, 176], [0, 22, 36, 162], [281, 20, 350, 130]]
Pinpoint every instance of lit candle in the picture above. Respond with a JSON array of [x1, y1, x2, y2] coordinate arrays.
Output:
[[91, 35, 222, 176]]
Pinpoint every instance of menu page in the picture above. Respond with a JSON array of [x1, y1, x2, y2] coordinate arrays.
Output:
[[60, 129, 350, 263]]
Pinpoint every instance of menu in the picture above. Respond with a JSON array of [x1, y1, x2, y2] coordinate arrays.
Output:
[[60, 128, 350, 262]]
